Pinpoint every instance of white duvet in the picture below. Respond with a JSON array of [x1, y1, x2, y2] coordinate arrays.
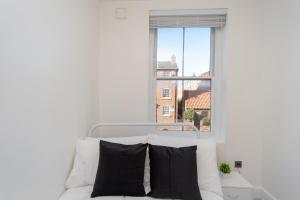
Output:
[[59, 186, 224, 200]]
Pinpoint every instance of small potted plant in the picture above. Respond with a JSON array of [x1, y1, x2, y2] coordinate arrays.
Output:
[[219, 162, 231, 177]]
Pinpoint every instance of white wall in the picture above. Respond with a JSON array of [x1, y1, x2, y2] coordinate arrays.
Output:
[[2, 0, 298, 199], [98, 0, 265, 187], [218, 0, 264, 187], [261, 0, 300, 199], [0, 0, 99, 199]]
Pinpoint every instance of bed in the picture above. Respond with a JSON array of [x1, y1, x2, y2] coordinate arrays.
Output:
[[59, 123, 224, 200], [59, 186, 223, 200]]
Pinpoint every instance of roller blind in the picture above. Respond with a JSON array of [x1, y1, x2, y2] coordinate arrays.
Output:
[[149, 14, 226, 28]]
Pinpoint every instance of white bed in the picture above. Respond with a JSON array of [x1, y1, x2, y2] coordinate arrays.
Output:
[[60, 123, 224, 200], [59, 186, 223, 200]]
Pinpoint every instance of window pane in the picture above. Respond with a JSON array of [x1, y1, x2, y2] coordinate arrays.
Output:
[[156, 79, 211, 132], [157, 28, 183, 77], [162, 106, 170, 116], [162, 88, 170, 98], [182, 80, 211, 132], [184, 28, 211, 77]]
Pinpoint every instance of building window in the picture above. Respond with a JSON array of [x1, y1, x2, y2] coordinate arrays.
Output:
[[150, 11, 226, 133], [162, 88, 170, 98], [163, 71, 170, 77], [162, 106, 170, 116]]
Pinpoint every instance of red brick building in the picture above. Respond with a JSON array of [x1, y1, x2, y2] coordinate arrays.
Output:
[[156, 55, 178, 123]]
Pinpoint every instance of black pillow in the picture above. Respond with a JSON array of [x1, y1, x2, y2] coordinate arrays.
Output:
[[148, 144, 202, 200], [91, 140, 147, 198]]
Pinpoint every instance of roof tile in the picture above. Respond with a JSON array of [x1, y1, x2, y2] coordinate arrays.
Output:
[[185, 91, 211, 110]]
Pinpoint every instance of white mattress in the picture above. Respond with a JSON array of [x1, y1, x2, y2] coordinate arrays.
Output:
[[59, 186, 223, 200]]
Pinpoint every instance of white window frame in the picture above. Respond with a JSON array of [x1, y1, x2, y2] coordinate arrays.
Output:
[[162, 88, 171, 99], [162, 106, 171, 116], [148, 10, 227, 142]]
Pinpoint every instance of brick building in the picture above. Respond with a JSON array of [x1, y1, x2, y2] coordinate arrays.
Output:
[[156, 55, 178, 123]]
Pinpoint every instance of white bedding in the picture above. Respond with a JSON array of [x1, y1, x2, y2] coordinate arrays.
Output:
[[59, 186, 224, 200], [64, 135, 223, 200]]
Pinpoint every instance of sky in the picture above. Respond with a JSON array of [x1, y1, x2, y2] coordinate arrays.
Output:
[[157, 28, 211, 76]]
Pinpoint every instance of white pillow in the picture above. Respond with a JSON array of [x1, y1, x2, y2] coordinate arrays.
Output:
[[148, 134, 223, 197], [65, 136, 148, 189]]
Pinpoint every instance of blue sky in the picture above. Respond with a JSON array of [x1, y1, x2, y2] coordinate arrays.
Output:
[[157, 28, 211, 76]]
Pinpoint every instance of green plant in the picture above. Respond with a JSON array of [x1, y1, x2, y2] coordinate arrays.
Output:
[[184, 109, 195, 121], [219, 162, 231, 174], [202, 116, 211, 126]]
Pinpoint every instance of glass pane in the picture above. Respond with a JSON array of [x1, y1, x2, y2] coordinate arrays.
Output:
[[156, 79, 211, 132], [184, 28, 211, 77], [157, 28, 183, 77], [182, 80, 211, 132]]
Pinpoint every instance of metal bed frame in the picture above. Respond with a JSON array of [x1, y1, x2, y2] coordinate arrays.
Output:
[[88, 122, 200, 137]]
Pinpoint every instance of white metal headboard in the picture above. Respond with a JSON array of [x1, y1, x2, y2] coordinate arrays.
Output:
[[88, 122, 199, 137]]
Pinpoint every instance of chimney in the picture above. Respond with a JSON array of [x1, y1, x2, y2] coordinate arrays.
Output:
[[171, 54, 176, 64]]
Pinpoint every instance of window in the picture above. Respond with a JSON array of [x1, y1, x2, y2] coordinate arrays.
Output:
[[163, 71, 170, 77], [162, 106, 170, 116], [155, 28, 212, 131], [149, 11, 226, 134], [162, 88, 170, 98]]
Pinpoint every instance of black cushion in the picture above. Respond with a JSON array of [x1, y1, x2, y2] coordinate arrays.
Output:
[[91, 140, 147, 198], [148, 144, 202, 200]]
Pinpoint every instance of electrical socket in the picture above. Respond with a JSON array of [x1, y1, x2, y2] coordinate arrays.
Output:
[[235, 161, 242, 168]]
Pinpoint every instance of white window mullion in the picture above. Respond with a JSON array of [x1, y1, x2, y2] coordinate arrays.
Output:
[[156, 77, 211, 81], [149, 28, 158, 122], [180, 27, 185, 125], [210, 28, 216, 77]]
